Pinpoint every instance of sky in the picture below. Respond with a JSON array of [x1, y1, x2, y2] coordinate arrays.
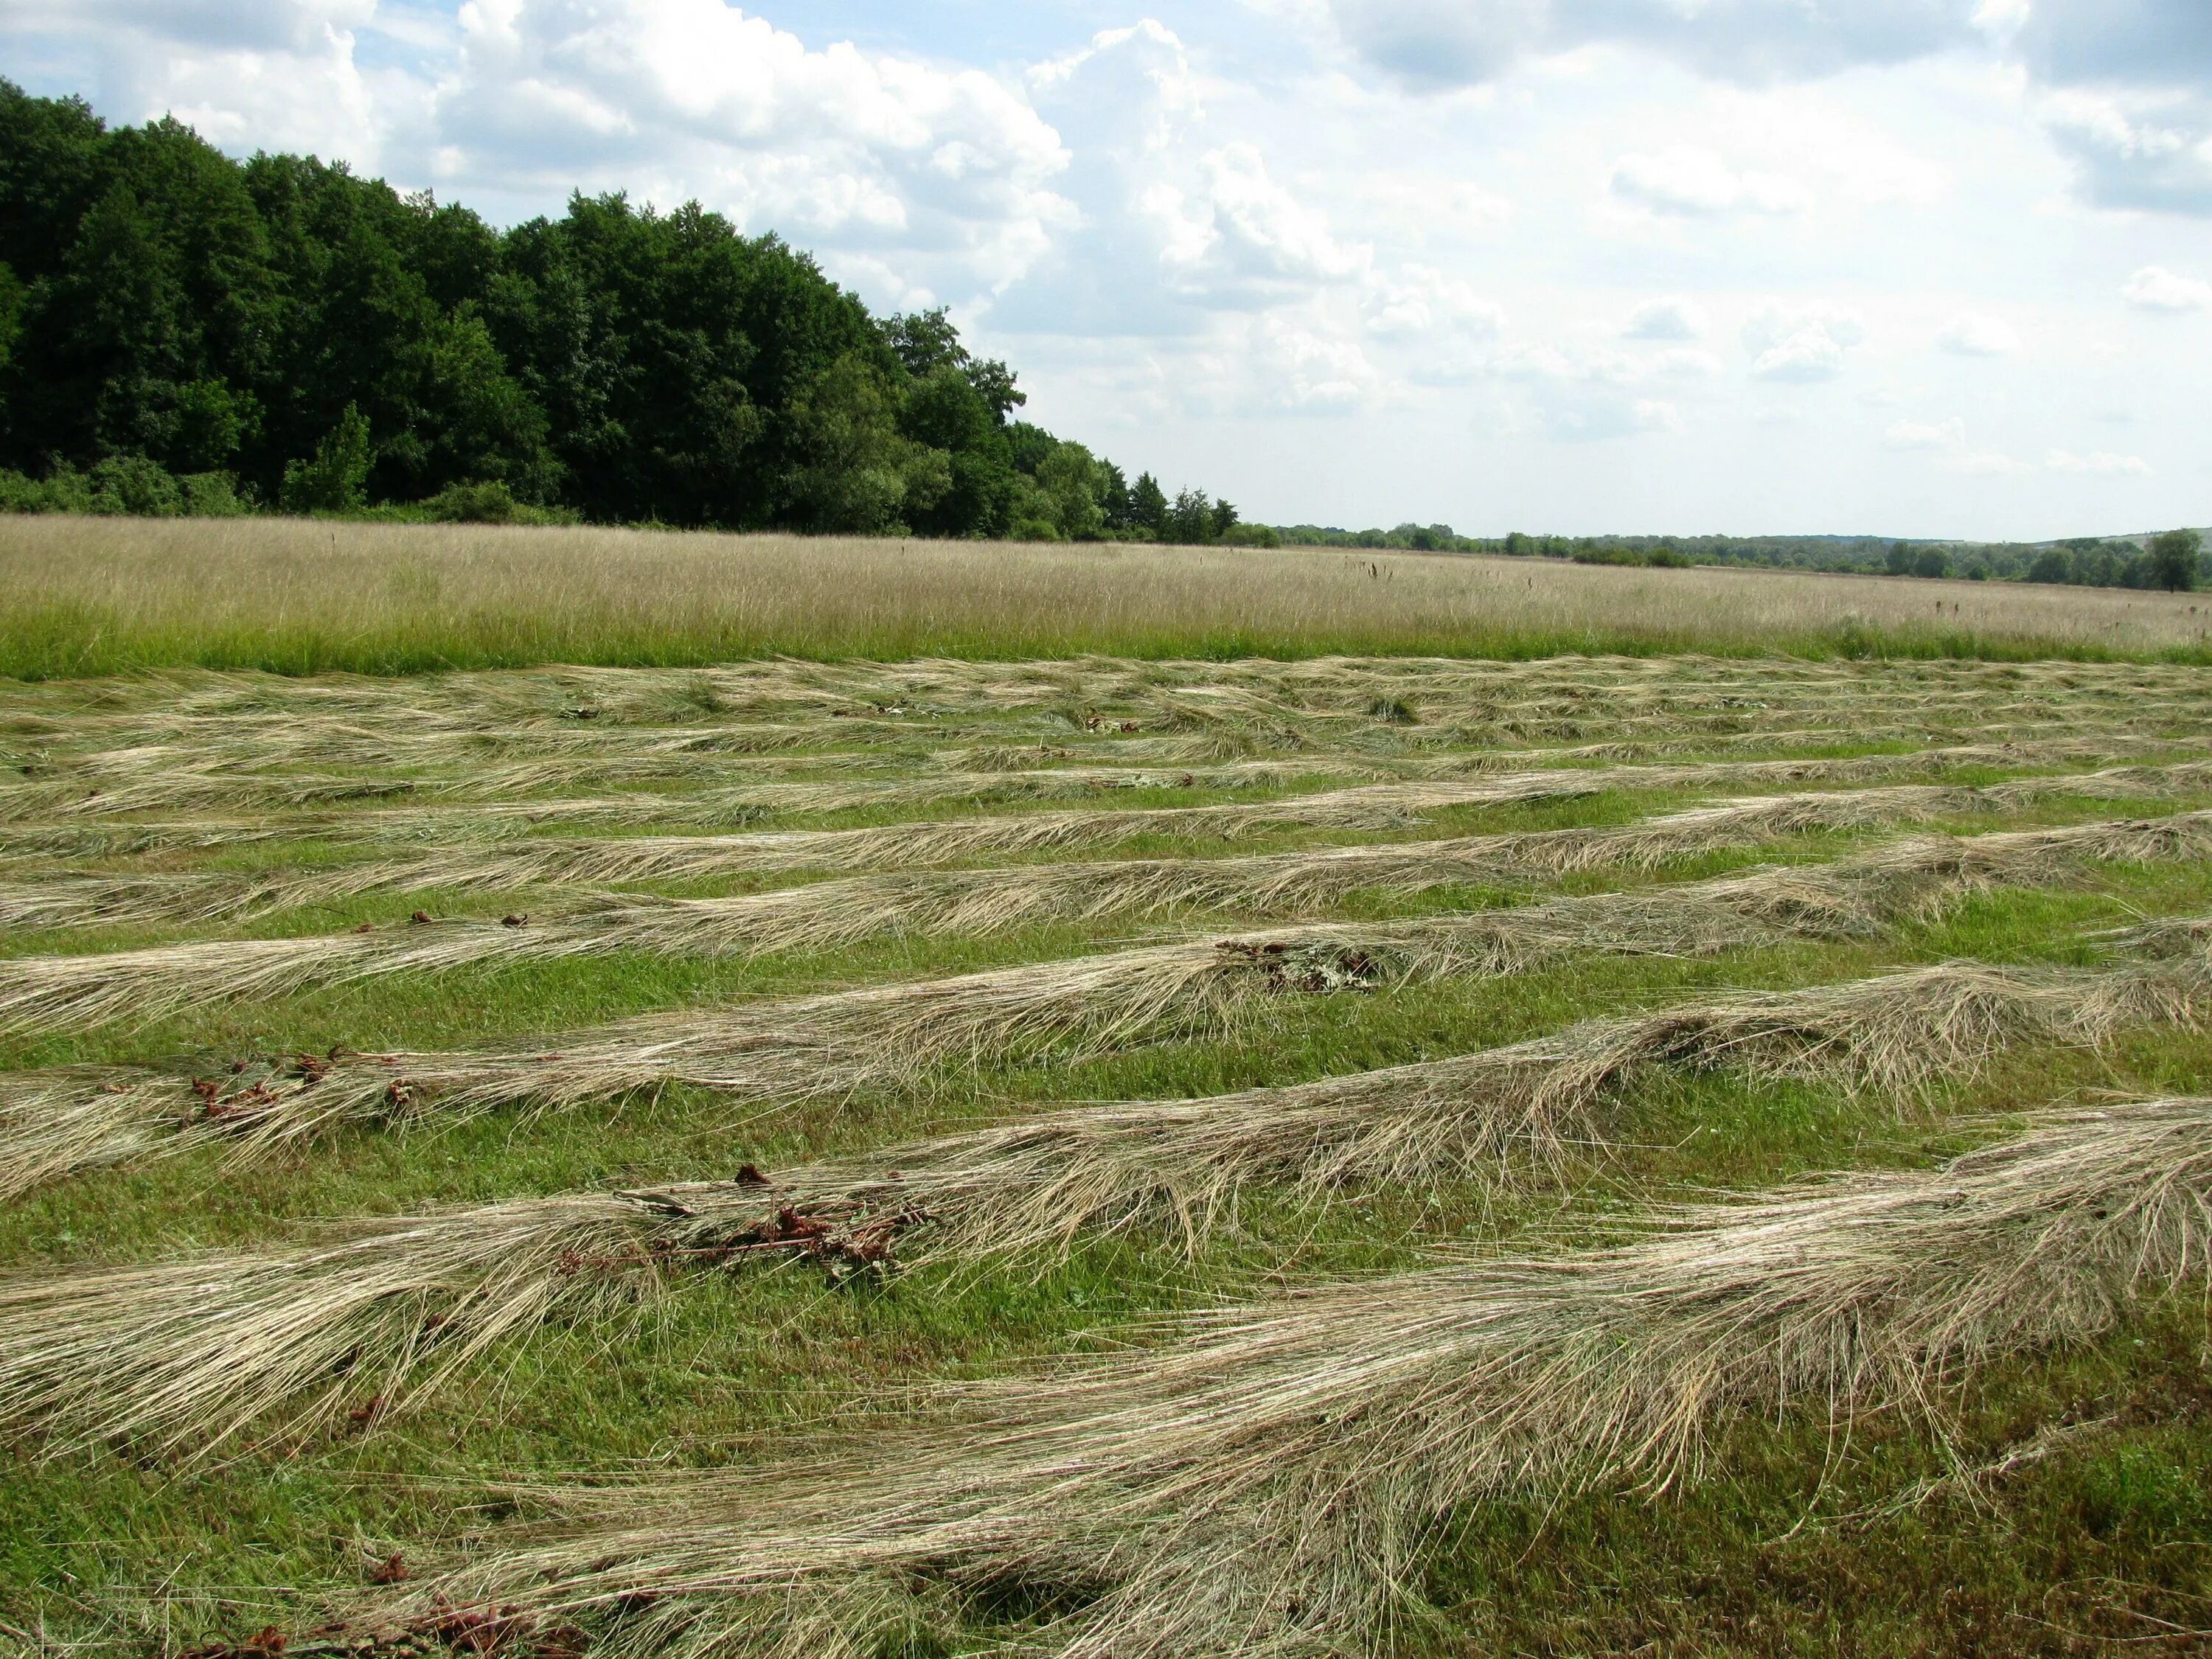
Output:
[[4, 1, 2211, 540]]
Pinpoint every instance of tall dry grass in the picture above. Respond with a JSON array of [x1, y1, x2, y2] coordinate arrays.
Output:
[[4, 517, 2209, 675]]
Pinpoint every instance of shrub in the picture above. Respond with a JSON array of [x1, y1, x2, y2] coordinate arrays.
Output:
[[1008, 517, 1063, 543], [1220, 524, 1281, 548], [423, 480, 521, 524], [179, 472, 253, 517], [281, 405, 373, 514], [87, 456, 184, 517]]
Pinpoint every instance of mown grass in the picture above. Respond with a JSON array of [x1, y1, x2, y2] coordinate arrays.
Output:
[[4, 662, 2212, 1657], [7, 516, 2212, 677]]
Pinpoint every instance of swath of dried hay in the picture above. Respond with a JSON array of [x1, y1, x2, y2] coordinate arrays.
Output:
[[8, 941, 2206, 1455], [0, 726, 2175, 869], [4, 813, 2211, 1200], [1, 762, 2207, 1034], [0, 739, 2180, 931], [354, 1097, 2212, 1659]]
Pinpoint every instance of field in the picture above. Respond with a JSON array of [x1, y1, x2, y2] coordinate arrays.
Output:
[[6, 637, 2212, 1656], [6, 515, 2212, 676]]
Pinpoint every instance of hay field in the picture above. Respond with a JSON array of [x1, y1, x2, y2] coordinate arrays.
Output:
[[6, 650, 2212, 1656], [5, 515, 2212, 676]]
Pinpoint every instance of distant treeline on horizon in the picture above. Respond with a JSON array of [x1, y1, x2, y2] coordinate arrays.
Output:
[[0, 81, 1259, 546], [1273, 525, 2211, 592]]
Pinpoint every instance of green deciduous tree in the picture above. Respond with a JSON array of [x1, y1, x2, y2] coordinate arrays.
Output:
[[281, 403, 372, 512], [2149, 529, 2203, 593], [0, 80, 1226, 538]]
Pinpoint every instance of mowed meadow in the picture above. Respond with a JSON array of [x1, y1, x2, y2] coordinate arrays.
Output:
[[7, 594, 2212, 1653], [6, 515, 2212, 676]]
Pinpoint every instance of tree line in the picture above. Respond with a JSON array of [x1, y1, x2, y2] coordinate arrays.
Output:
[[0, 82, 1265, 543], [1276, 524, 2207, 591]]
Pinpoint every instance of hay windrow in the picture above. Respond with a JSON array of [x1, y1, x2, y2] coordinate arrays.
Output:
[[4, 765, 2211, 1040], [366, 1096, 2212, 1659], [7, 943, 2206, 1455], [0, 737, 2189, 929], [6, 810, 2212, 1197]]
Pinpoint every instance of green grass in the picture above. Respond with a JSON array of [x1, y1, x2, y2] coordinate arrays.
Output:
[[5, 662, 2212, 1656]]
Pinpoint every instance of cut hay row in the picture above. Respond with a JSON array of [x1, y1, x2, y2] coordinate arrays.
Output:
[[12, 650, 2210, 735], [18, 681, 2209, 790], [366, 1096, 2212, 1659], [0, 725, 2178, 866], [5, 815, 2208, 1199], [0, 758, 1348, 868], [15, 667, 2210, 799], [0, 753, 1233, 824], [7, 942, 2204, 1455], [3, 763, 2202, 1031], [0, 740, 2180, 930]]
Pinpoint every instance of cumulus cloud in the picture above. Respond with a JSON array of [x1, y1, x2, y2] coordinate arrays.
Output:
[[1742, 303, 1866, 382], [2010, 0, 2212, 90], [1935, 311, 2021, 355], [1886, 417, 1967, 449], [1622, 296, 1707, 341], [2121, 265, 2212, 312], [1948, 449, 2034, 476], [1492, 338, 1714, 441], [1360, 265, 1506, 384], [422, 0, 1072, 299], [1159, 142, 1371, 286], [0, 0, 386, 160], [2047, 448, 2154, 475], [1322, 0, 1983, 92], [4, 0, 376, 53], [1607, 147, 1808, 218], [2044, 91, 2212, 216]]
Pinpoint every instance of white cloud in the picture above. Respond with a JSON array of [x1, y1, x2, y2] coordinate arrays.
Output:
[[1886, 417, 1967, 449], [1321, 0, 1983, 92], [422, 1, 1072, 299], [1166, 143, 1371, 285], [1623, 296, 1707, 341], [1882, 417, 2034, 476], [2044, 91, 2212, 216], [2121, 265, 2212, 312], [1948, 449, 2034, 476], [2047, 448, 2154, 475], [1935, 311, 2020, 355], [1742, 303, 1867, 382], [1608, 147, 1808, 218]]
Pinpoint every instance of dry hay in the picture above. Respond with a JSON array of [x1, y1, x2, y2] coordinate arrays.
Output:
[[0, 738, 2182, 930], [6, 939, 2205, 1455], [5, 811, 2210, 1197], [1, 765, 2206, 1034], [352, 1096, 2212, 1659], [0, 728, 2175, 867]]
